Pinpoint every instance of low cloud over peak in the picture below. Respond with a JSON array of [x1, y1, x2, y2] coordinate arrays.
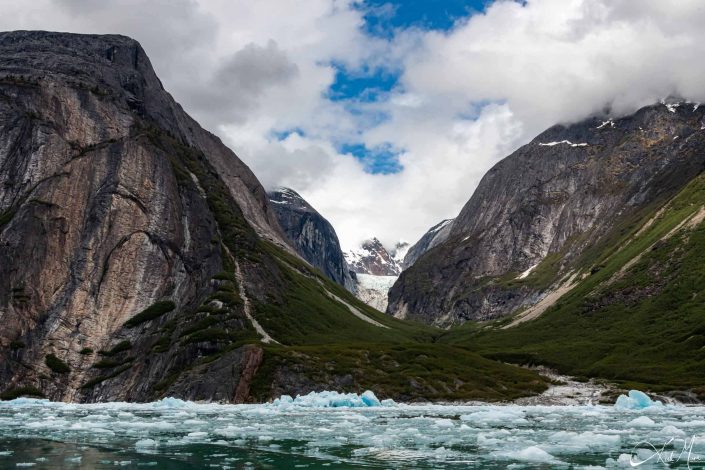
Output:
[[4, 0, 705, 249]]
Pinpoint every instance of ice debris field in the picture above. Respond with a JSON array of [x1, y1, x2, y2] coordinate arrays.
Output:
[[0, 390, 704, 468]]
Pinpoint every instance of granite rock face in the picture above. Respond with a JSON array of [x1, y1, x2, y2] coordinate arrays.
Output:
[[389, 103, 705, 326], [0, 31, 297, 402], [268, 187, 355, 291], [401, 218, 454, 269]]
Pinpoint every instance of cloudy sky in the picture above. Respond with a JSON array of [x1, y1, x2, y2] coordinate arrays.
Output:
[[3, 0, 705, 250]]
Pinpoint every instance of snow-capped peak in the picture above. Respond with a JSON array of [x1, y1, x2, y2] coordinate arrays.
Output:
[[345, 237, 402, 276]]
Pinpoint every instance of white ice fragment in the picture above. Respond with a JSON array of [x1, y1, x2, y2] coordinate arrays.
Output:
[[460, 408, 527, 426], [614, 390, 663, 410], [434, 418, 455, 428], [498, 446, 562, 464], [153, 397, 190, 409], [659, 425, 686, 436], [135, 439, 157, 449], [628, 416, 657, 427], [270, 390, 391, 408]]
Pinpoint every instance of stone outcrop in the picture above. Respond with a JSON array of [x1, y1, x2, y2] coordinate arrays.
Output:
[[0, 31, 297, 402], [401, 218, 454, 269], [389, 103, 705, 325], [268, 187, 355, 291]]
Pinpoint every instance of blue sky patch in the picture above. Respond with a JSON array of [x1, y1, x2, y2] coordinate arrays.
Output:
[[357, 0, 491, 37], [341, 142, 404, 174], [270, 127, 306, 141], [328, 63, 400, 102], [326, 1, 495, 175]]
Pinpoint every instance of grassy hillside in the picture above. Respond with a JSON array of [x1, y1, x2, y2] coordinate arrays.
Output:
[[247, 241, 547, 401], [445, 172, 705, 396]]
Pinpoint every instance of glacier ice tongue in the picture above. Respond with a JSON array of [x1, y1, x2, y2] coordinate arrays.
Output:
[[614, 390, 663, 410]]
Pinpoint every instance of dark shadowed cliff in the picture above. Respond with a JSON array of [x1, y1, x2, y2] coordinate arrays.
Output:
[[268, 187, 355, 291]]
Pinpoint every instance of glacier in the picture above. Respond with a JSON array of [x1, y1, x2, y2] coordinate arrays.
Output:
[[0, 391, 703, 468]]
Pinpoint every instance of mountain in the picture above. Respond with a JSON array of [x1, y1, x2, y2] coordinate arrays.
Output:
[[345, 238, 401, 276], [268, 187, 355, 291], [389, 101, 705, 327], [401, 218, 454, 269], [0, 31, 547, 404]]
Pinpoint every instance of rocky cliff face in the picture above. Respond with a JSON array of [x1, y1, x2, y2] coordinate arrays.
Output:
[[345, 238, 401, 276], [389, 102, 705, 326], [268, 187, 355, 291], [0, 31, 336, 403], [401, 218, 454, 269]]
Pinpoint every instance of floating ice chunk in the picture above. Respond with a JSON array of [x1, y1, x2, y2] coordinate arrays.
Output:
[[628, 416, 656, 427], [460, 408, 527, 426], [4, 398, 49, 407], [434, 418, 455, 428], [547, 431, 620, 452], [270, 391, 392, 408], [497, 446, 562, 464], [659, 424, 686, 436], [153, 397, 190, 409], [614, 390, 663, 410], [135, 438, 157, 449], [361, 391, 381, 407], [16, 464, 36, 467], [272, 395, 293, 406]]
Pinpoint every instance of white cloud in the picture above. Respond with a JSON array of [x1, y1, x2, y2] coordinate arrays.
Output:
[[2, 0, 705, 250]]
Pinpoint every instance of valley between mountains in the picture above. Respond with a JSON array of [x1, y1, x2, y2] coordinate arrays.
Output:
[[1, 31, 704, 405]]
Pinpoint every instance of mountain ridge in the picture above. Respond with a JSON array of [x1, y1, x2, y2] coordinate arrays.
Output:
[[389, 102, 705, 326], [0, 30, 548, 404]]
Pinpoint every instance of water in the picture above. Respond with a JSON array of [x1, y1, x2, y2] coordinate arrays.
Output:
[[1, 394, 704, 468]]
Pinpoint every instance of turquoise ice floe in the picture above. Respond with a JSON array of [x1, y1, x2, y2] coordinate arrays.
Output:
[[614, 390, 664, 410], [271, 390, 395, 408]]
